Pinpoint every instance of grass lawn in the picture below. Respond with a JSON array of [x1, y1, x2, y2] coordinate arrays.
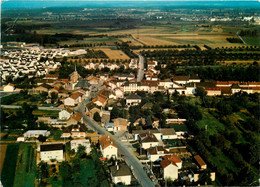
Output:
[[242, 36, 260, 46], [1, 144, 19, 187], [13, 143, 37, 187], [197, 110, 225, 136], [33, 110, 59, 118]]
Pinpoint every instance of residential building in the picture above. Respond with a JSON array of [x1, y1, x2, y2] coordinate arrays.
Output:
[[110, 163, 132, 185], [99, 135, 118, 159], [126, 94, 142, 106], [147, 146, 170, 162], [160, 155, 182, 181], [71, 139, 91, 153], [24, 130, 50, 138], [61, 124, 87, 138], [194, 155, 207, 170], [59, 108, 73, 120], [40, 144, 64, 162], [113, 118, 128, 132]]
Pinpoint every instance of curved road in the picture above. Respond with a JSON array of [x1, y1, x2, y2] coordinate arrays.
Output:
[[76, 102, 155, 187]]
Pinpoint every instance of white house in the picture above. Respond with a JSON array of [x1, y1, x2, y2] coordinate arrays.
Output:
[[59, 108, 73, 120], [71, 139, 91, 154], [99, 135, 118, 159], [40, 143, 64, 162], [24, 130, 50, 138], [110, 163, 132, 185], [64, 92, 82, 106], [147, 146, 170, 162], [160, 155, 182, 181], [139, 132, 159, 149], [3, 83, 15, 92], [126, 94, 142, 106]]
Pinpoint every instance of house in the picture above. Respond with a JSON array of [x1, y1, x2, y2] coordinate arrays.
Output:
[[74, 79, 91, 89], [86, 132, 99, 144], [132, 129, 161, 141], [114, 88, 124, 98], [231, 83, 242, 94], [86, 102, 101, 119], [139, 132, 159, 149], [33, 83, 53, 93], [3, 83, 15, 92], [101, 110, 111, 124], [113, 118, 128, 133], [160, 155, 182, 181], [194, 155, 207, 170], [92, 95, 107, 107], [110, 163, 132, 185], [61, 124, 87, 138], [66, 112, 83, 126], [147, 146, 170, 162], [205, 87, 221, 96], [24, 130, 50, 138], [105, 122, 114, 131], [59, 108, 73, 120], [71, 139, 91, 153], [64, 92, 83, 106], [159, 128, 178, 140], [126, 94, 142, 106], [99, 135, 118, 159], [40, 144, 64, 162]]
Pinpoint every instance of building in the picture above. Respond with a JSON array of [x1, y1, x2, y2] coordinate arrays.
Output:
[[59, 108, 73, 120], [24, 130, 50, 138], [71, 139, 91, 153], [147, 146, 170, 162], [194, 155, 207, 170], [64, 92, 83, 106], [61, 124, 88, 138], [3, 83, 15, 92], [99, 135, 118, 159], [160, 155, 182, 181], [113, 118, 128, 133], [40, 144, 64, 162], [110, 163, 132, 185], [139, 132, 159, 149], [126, 94, 142, 106]]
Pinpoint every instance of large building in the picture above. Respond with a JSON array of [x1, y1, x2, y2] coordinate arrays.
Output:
[[99, 135, 118, 159], [40, 144, 64, 162]]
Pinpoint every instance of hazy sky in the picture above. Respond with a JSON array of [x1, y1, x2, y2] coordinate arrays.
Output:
[[2, 0, 259, 1]]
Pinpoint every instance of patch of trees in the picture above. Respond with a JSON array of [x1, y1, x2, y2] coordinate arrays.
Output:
[[239, 29, 260, 37], [176, 63, 260, 81], [185, 93, 259, 186], [226, 37, 243, 43]]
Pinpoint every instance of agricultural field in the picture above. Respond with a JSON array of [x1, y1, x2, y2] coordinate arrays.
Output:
[[97, 48, 130, 60], [1, 144, 19, 187], [13, 144, 37, 187], [0, 145, 7, 175], [242, 36, 260, 46]]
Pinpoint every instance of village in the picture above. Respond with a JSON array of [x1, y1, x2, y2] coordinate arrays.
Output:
[[1, 42, 259, 186]]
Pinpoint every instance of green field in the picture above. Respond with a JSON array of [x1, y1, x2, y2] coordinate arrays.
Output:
[[242, 36, 260, 46], [1, 144, 19, 187], [13, 144, 37, 187]]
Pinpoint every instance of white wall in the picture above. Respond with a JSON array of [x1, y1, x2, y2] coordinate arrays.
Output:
[[113, 175, 131, 185], [102, 145, 117, 159], [40, 150, 63, 161], [164, 164, 178, 181]]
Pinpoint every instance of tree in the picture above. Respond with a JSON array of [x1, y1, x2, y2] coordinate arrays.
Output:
[[38, 135, 47, 143], [59, 161, 72, 184], [195, 87, 207, 106], [37, 162, 49, 183], [93, 112, 101, 122]]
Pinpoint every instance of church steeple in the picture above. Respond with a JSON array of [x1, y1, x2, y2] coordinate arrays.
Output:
[[74, 61, 77, 72]]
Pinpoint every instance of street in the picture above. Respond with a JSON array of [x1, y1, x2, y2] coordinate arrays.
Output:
[[135, 52, 145, 82], [76, 102, 155, 187]]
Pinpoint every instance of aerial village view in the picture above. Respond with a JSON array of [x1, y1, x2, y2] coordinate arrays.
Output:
[[0, 0, 259, 187]]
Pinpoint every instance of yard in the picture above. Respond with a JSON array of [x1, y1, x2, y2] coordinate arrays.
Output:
[[0, 145, 7, 175]]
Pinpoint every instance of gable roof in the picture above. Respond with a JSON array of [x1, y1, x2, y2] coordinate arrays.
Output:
[[147, 146, 169, 155], [75, 80, 90, 88], [160, 155, 181, 168], [70, 92, 83, 100], [92, 95, 107, 104], [63, 124, 87, 133], [110, 163, 131, 177], [71, 112, 83, 122], [99, 135, 117, 149], [126, 94, 141, 100], [194, 155, 206, 167]]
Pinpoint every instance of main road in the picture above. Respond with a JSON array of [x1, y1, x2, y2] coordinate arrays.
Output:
[[76, 101, 155, 187], [134, 51, 145, 82]]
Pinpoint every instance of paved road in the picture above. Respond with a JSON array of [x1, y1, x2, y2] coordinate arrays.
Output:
[[1, 105, 62, 111], [76, 102, 155, 187], [236, 31, 248, 45], [135, 52, 145, 82]]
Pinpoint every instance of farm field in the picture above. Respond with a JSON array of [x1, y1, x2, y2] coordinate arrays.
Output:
[[97, 48, 130, 60], [13, 143, 37, 187], [1, 144, 19, 187], [58, 37, 117, 46], [0, 145, 7, 175], [119, 37, 144, 46], [242, 36, 260, 46], [222, 60, 258, 64]]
